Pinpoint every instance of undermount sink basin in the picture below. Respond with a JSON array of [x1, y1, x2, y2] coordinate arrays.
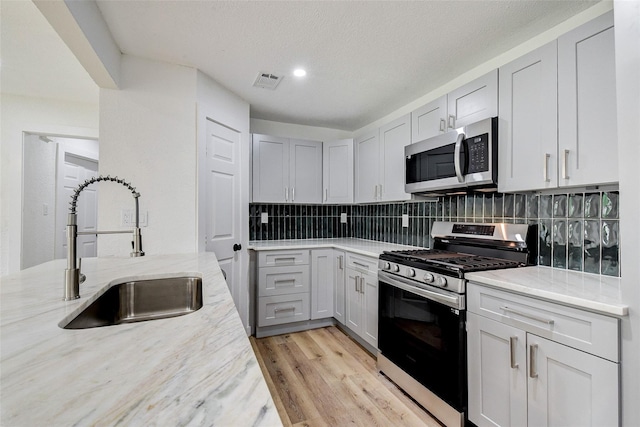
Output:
[[60, 275, 203, 329]]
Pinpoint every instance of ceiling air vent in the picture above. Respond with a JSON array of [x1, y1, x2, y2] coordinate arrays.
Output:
[[253, 72, 283, 90]]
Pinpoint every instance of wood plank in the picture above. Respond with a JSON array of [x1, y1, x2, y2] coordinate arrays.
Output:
[[290, 330, 326, 360]]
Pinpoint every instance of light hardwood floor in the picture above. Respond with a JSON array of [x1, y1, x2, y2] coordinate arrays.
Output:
[[250, 326, 442, 427]]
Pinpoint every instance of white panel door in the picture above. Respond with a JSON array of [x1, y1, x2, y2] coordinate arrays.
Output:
[[289, 139, 322, 204], [323, 139, 354, 204], [333, 251, 346, 325], [310, 249, 334, 320], [345, 268, 362, 334], [558, 11, 617, 187], [362, 270, 378, 348], [411, 95, 448, 143], [251, 134, 288, 202], [55, 152, 98, 259], [447, 69, 498, 129], [498, 41, 558, 192], [379, 113, 411, 202], [354, 129, 380, 203], [467, 313, 528, 427], [527, 334, 619, 427], [205, 119, 242, 310]]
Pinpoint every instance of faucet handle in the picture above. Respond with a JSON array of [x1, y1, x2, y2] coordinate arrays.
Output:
[[78, 258, 86, 284]]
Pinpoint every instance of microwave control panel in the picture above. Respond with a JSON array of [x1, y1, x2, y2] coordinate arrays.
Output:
[[466, 133, 489, 173]]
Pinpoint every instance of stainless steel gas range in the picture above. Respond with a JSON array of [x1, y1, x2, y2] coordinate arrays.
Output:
[[377, 221, 536, 427]]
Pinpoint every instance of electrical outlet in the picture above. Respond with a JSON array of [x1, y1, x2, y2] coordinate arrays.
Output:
[[261, 212, 269, 224], [402, 214, 409, 228], [340, 213, 348, 223], [121, 209, 148, 227]]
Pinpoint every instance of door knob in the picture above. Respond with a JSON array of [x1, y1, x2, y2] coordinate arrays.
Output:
[[233, 243, 242, 251]]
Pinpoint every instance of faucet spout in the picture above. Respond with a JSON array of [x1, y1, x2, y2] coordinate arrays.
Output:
[[64, 175, 145, 301]]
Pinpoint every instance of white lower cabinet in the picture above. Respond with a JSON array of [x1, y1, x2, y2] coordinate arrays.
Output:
[[345, 253, 378, 349], [467, 283, 620, 427], [333, 251, 346, 325], [310, 249, 334, 320], [258, 293, 310, 327]]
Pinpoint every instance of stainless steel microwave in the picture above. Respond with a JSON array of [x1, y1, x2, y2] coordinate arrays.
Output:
[[405, 117, 497, 195]]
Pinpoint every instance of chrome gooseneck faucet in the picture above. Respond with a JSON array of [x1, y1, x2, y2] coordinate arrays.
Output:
[[64, 175, 145, 301]]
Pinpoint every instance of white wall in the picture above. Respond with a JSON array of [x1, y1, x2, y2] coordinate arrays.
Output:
[[614, 0, 640, 423], [0, 93, 99, 276], [250, 118, 352, 141], [98, 55, 198, 257]]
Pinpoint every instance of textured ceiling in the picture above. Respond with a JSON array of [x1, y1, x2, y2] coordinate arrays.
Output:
[[2, 1, 600, 131]]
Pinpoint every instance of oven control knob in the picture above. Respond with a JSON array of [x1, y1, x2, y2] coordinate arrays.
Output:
[[437, 276, 448, 287], [407, 268, 416, 278], [383, 262, 391, 270], [393, 264, 400, 273], [423, 273, 434, 283]]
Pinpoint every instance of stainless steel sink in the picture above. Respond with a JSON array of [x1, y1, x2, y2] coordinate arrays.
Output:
[[60, 276, 203, 329]]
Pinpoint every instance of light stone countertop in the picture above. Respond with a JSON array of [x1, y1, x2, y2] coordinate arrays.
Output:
[[0, 253, 281, 427], [248, 238, 424, 258], [466, 266, 628, 317]]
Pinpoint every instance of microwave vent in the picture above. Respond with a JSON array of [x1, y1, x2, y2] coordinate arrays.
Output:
[[253, 72, 283, 90]]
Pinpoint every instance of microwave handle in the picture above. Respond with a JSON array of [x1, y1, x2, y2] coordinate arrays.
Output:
[[454, 132, 466, 183]]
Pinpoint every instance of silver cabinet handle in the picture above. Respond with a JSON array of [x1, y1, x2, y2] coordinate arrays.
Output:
[[510, 336, 519, 369], [353, 261, 369, 269], [285, 187, 289, 201], [338, 255, 344, 270], [543, 153, 551, 182], [448, 114, 456, 129], [274, 278, 296, 285], [374, 185, 378, 200], [360, 276, 364, 294], [378, 184, 383, 199], [529, 344, 538, 378], [500, 305, 555, 325], [324, 188, 328, 202], [355, 276, 359, 293], [439, 118, 446, 132], [453, 132, 466, 183], [274, 306, 296, 313], [562, 149, 569, 180], [274, 257, 296, 262], [292, 187, 295, 202]]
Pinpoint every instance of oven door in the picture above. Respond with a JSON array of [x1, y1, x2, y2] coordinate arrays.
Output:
[[378, 271, 467, 412]]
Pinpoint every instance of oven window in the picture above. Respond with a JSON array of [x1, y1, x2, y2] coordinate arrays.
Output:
[[405, 142, 466, 184], [378, 281, 466, 412]]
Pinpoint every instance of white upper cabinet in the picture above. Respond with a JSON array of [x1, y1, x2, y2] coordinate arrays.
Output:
[[252, 134, 322, 204], [355, 114, 411, 203], [379, 114, 412, 202], [354, 129, 380, 203], [411, 70, 498, 143], [447, 69, 498, 130], [411, 96, 448, 142], [323, 139, 354, 204], [498, 41, 558, 192], [252, 134, 289, 203], [558, 11, 617, 187], [289, 139, 323, 203]]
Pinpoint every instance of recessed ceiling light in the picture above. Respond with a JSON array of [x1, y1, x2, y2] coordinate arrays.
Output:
[[293, 68, 307, 77]]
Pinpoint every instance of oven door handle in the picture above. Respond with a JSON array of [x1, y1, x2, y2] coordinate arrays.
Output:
[[378, 271, 464, 310], [454, 132, 466, 183]]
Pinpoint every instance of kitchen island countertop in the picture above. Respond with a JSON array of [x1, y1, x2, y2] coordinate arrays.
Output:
[[0, 253, 281, 426]]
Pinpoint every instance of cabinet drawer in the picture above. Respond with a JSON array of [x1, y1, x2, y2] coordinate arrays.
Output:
[[346, 253, 378, 273], [468, 282, 620, 362], [258, 293, 310, 327], [258, 250, 309, 267], [258, 265, 310, 297]]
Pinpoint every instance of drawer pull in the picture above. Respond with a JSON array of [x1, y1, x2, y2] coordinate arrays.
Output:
[[274, 257, 296, 262], [274, 278, 296, 285], [500, 306, 555, 326], [529, 344, 538, 378], [338, 255, 344, 270], [274, 306, 296, 313], [353, 261, 370, 269], [509, 336, 519, 369]]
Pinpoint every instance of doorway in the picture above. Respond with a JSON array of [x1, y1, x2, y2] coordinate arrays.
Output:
[[21, 133, 99, 269]]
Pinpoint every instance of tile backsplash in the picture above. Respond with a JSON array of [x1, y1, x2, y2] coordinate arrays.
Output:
[[249, 190, 620, 277]]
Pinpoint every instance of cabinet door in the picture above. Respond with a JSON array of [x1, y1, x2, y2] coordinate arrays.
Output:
[[467, 313, 527, 427], [289, 139, 322, 204], [558, 11, 617, 187], [323, 139, 354, 204], [527, 334, 619, 427], [447, 69, 498, 129], [252, 134, 288, 202], [498, 41, 558, 192], [333, 251, 346, 325], [310, 249, 334, 320], [345, 268, 362, 334], [411, 96, 447, 142], [379, 114, 411, 202], [354, 129, 380, 203], [361, 270, 378, 349]]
